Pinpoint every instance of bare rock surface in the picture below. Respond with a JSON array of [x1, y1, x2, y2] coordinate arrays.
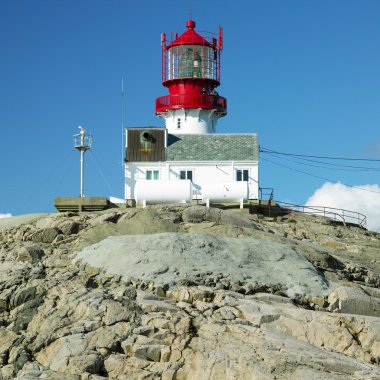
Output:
[[0, 205, 379, 379], [0, 214, 47, 229], [76, 232, 333, 298]]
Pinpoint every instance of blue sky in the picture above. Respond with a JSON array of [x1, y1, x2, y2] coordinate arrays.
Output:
[[0, 0, 379, 216]]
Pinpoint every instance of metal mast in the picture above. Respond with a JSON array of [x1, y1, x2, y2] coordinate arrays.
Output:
[[73, 126, 92, 197]]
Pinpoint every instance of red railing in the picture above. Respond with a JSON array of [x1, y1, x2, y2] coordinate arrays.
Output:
[[156, 94, 227, 113]]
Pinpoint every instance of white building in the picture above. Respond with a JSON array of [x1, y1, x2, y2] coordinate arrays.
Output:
[[124, 20, 259, 207]]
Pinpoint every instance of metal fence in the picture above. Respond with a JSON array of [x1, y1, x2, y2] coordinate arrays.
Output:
[[276, 201, 367, 229]]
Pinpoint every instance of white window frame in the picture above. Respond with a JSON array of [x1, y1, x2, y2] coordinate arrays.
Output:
[[146, 170, 159, 180], [179, 169, 193, 181], [236, 169, 249, 182]]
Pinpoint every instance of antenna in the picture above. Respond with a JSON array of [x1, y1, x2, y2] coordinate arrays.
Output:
[[121, 77, 125, 165], [73, 126, 92, 197]]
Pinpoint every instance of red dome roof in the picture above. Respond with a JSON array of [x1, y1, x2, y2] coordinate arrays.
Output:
[[167, 20, 212, 48]]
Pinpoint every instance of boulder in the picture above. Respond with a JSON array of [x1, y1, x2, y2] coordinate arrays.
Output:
[[89, 212, 121, 225], [58, 221, 80, 235], [102, 300, 135, 326], [86, 322, 131, 354], [31, 228, 61, 243], [0, 328, 18, 365], [35, 334, 102, 375], [35, 217, 57, 229], [10, 286, 36, 308], [16, 244, 44, 263], [328, 286, 380, 317]]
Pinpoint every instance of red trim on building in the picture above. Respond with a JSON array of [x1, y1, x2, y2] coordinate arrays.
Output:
[[156, 94, 227, 113]]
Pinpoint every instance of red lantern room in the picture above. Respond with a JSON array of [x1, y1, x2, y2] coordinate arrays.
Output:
[[156, 20, 227, 134]]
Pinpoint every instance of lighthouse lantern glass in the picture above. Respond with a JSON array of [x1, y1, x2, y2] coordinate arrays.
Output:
[[167, 45, 216, 80]]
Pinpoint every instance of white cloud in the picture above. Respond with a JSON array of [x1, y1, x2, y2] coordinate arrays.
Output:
[[0, 213, 12, 219], [305, 182, 380, 232]]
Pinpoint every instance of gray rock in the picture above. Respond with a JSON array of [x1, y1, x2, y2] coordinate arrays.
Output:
[[1, 205, 380, 380], [10, 286, 36, 308], [35, 334, 102, 374], [0, 328, 18, 365], [102, 300, 134, 326], [31, 228, 61, 243], [182, 206, 259, 229], [328, 286, 380, 316], [8, 346, 30, 373], [76, 232, 333, 298], [16, 244, 44, 263], [13, 297, 42, 333], [89, 212, 121, 225], [0, 214, 48, 230], [117, 209, 137, 223], [35, 217, 57, 229], [59, 221, 80, 235]]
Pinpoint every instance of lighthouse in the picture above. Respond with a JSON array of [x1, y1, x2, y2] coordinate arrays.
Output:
[[124, 20, 259, 207], [155, 20, 227, 134]]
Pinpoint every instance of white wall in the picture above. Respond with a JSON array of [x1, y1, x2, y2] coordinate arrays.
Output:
[[158, 108, 221, 134], [125, 161, 259, 201]]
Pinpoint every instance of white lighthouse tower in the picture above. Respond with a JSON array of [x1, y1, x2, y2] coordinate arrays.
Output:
[[156, 20, 227, 134]]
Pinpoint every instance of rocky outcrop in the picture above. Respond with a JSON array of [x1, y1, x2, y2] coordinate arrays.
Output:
[[328, 285, 380, 316], [0, 205, 379, 379], [75, 232, 333, 298]]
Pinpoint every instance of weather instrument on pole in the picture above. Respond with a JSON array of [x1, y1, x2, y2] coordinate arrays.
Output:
[[73, 126, 92, 198]]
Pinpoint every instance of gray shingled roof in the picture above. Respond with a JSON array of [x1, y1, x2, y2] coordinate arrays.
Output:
[[167, 134, 259, 161]]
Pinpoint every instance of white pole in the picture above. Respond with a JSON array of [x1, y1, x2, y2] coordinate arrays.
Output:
[[121, 78, 126, 201], [80, 149, 84, 197], [80, 128, 85, 197], [74, 126, 91, 199], [121, 77, 125, 164]]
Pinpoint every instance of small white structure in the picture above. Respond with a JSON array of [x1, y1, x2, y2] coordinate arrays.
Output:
[[202, 182, 248, 209], [135, 180, 192, 207]]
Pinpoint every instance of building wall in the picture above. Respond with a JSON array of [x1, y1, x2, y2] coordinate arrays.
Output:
[[124, 161, 259, 201]]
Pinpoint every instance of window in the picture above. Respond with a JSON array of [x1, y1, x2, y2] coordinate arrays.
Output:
[[146, 170, 159, 180], [180, 170, 193, 181], [167, 45, 215, 80], [236, 169, 249, 182]]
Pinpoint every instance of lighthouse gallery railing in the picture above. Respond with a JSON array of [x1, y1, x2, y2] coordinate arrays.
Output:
[[156, 94, 227, 113]]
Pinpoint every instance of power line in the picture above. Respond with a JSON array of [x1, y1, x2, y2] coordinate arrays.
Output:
[[89, 151, 114, 195], [263, 151, 380, 172], [260, 147, 380, 162], [261, 157, 380, 195]]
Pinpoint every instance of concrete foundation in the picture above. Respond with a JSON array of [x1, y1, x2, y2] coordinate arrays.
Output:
[[54, 197, 110, 212]]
